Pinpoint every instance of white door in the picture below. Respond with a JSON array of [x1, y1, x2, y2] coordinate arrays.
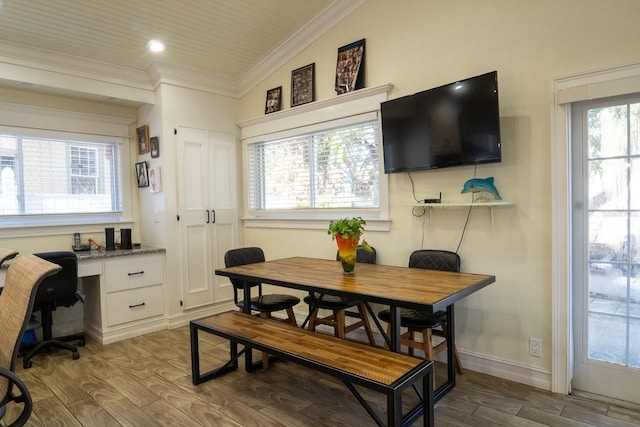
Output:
[[571, 96, 640, 403], [177, 127, 237, 309]]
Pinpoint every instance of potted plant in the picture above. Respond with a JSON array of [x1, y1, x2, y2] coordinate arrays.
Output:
[[328, 217, 372, 274]]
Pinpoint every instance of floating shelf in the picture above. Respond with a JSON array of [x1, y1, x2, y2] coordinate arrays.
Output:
[[416, 201, 514, 231]]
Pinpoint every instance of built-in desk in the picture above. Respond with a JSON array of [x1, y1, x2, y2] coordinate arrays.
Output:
[[1, 247, 166, 345]]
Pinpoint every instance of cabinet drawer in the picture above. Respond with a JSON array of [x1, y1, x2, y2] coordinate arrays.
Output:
[[105, 284, 164, 326], [105, 254, 163, 293]]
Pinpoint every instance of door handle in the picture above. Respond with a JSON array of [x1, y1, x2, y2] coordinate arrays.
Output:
[[206, 210, 210, 224], [211, 209, 216, 224]]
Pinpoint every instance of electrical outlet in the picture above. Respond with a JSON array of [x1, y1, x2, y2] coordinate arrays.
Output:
[[530, 338, 542, 357]]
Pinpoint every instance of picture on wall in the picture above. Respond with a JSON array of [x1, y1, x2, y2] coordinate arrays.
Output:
[[135, 161, 149, 188], [335, 39, 365, 95], [150, 136, 160, 158], [149, 167, 161, 193], [265, 86, 282, 114], [291, 63, 315, 107], [136, 125, 150, 155]]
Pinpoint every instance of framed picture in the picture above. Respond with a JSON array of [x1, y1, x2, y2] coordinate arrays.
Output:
[[150, 136, 160, 158], [136, 125, 150, 155], [265, 86, 282, 114], [135, 161, 149, 188], [149, 167, 162, 193], [335, 39, 365, 95], [291, 63, 315, 107]]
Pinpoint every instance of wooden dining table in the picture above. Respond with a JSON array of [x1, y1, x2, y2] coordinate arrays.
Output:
[[215, 256, 495, 402]]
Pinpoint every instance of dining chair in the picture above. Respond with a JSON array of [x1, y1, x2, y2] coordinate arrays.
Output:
[[377, 249, 464, 374], [224, 247, 300, 368], [0, 253, 61, 426], [303, 246, 376, 345]]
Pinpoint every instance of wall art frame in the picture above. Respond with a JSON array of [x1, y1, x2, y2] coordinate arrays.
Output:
[[150, 136, 159, 158], [135, 161, 149, 188], [335, 39, 366, 95], [136, 125, 150, 155], [265, 86, 282, 114], [291, 63, 315, 107]]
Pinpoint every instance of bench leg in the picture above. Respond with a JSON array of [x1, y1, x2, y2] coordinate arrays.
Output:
[[190, 322, 243, 385]]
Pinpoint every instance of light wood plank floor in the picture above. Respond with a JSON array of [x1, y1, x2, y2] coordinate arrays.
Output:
[[5, 325, 640, 426]]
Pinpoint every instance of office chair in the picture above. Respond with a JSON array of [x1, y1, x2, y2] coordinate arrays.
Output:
[[22, 251, 86, 369], [303, 246, 376, 345], [224, 247, 300, 368], [377, 249, 464, 374], [0, 253, 61, 426]]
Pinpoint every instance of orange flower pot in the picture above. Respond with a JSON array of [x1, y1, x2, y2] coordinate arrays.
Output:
[[336, 235, 359, 273]]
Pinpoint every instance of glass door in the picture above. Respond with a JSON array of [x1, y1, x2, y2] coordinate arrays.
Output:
[[571, 96, 640, 403]]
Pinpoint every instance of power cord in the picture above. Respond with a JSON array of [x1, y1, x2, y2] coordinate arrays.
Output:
[[454, 165, 478, 254]]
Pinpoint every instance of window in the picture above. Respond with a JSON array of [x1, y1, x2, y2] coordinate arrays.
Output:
[[0, 133, 122, 217], [247, 120, 379, 213], [70, 146, 99, 194], [239, 84, 391, 230]]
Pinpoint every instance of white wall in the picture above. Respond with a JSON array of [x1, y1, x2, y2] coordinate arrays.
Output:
[[237, 0, 640, 386]]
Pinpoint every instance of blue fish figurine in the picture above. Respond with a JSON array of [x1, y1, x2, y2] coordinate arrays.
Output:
[[461, 177, 501, 200]]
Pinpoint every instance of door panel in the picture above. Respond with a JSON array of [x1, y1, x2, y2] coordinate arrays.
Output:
[[571, 97, 640, 403], [177, 127, 237, 309]]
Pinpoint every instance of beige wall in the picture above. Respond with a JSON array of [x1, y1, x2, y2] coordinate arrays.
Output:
[[238, 0, 640, 376]]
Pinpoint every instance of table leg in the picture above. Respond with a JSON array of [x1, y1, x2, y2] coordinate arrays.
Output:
[[242, 279, 253, 371], [389, 305, 401, 352], [434, 304, 456, 401]]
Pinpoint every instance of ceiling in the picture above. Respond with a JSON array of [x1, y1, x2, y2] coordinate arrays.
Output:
[[0, 0, 352, 99]]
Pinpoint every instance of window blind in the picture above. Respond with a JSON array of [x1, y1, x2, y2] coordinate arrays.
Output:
[[247, 119, 379, 212]]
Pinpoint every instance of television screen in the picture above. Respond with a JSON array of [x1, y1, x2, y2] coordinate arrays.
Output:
[[381, 71, 501, 174]]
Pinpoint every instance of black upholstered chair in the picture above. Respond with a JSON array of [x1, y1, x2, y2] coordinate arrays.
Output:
[[303, 246, 376, 345], [224, 247, 300, 368], [22, 251, 85, 369], [0, 252, 61, 426], [377, 249, 464, 374]]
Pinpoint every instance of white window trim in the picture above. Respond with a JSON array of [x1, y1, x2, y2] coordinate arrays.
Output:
[[0, 102, 135, 236], [238, 84, 392, 231]]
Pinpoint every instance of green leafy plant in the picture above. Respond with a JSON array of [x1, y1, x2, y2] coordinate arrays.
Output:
[[328, 217, 372, 251]]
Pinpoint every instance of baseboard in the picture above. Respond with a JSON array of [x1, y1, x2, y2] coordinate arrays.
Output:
[[332, 320, 552, 392], [84, 317, 168, 345], [458, 350, 551, 391]]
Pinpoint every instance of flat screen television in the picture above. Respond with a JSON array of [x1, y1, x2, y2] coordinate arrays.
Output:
[[381, 71, 501, 174]]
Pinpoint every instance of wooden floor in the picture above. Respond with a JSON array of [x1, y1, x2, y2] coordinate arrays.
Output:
[[5, 325, 640, 426]]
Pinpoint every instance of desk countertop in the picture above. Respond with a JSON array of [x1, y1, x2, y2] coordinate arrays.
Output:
[[0, 246, 165, 269]]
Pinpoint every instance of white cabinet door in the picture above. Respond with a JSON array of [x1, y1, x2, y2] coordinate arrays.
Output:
[[177, 127, 237, 309]]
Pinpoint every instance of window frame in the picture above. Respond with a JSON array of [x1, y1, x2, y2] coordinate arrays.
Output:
[[238, 84, 391, 231], [0, 103, 134, 237]]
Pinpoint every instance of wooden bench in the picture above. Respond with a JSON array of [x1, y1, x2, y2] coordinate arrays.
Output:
[[190, 311, 434, 427]]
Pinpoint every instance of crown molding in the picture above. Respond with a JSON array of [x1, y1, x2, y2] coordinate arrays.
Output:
[[147, 62, 239, 98], [236, 0, 368, 96], [0, 41, 154, 105]]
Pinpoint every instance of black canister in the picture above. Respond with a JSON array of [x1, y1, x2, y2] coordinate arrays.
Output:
[[105, 227, 116, 251], [120, 228, 132, 249]]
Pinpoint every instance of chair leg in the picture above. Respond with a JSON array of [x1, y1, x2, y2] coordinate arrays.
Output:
[[356, 304, 376, 346], [306, 307, 319, 331], [335, 309, 346, 339], [421, 328, 434, 361], [285, 307, 298, 327], [441, 322, 464, 374], [408, 330, 416, 357]]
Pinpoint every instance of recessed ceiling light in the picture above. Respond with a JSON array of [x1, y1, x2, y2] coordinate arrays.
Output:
[[147, 40, 165, 53]]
